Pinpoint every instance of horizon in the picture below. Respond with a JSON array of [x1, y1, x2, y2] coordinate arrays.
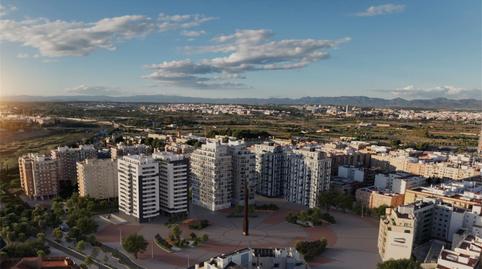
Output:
[[1, 0, 481, 100]]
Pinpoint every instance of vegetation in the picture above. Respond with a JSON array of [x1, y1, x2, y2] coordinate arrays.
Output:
[[295, 237, 328, 261], [228, 205, 257, 217], [188, 219, 210, 230], [318, 190, 354, 212], [286, 208, 335, 226], [377, 259, 421, 269], [154, 234, 173, 251], [122, 233, 148, 259]]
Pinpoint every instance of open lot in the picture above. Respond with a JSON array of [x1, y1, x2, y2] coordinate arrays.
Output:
[[96, 196, 380, 269]]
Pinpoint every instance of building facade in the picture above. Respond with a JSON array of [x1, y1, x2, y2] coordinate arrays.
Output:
[[228, 141, 256, 206], [253, 143, 285, 197], [153, 152, 189, 215], [191, 142, 232, 211], [51, 145, 97, 184], [117, 155, 160, 222], [18, 153, 59, 199], [76, 158, 118, 199]]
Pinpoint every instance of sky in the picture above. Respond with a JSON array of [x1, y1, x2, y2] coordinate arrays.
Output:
[[0, 0, 481, 99]]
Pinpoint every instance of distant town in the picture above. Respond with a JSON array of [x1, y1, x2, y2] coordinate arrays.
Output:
[[0, 101, 480, 269]]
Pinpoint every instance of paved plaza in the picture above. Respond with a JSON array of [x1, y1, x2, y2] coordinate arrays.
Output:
[[96, 196, 380, 269]]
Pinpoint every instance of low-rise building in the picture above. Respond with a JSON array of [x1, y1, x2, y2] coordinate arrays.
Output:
[[374, 172, 426, 194], [191, 247, 307, 269], [356, 186, 405, 209]]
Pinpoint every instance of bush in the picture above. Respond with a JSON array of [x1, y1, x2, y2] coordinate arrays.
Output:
[[255, 204, 279, 211], [189, 219, 209, 230], [154, 234, 172, 250], [295, 238, 327, 261]]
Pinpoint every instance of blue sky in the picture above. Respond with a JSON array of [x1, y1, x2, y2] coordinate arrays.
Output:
[[1, 0, 481, 99]]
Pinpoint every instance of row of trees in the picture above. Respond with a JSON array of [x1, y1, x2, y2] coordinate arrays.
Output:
[[286, 208, 335, 226]]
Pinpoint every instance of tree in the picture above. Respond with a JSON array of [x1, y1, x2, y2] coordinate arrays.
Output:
[[76, 240, 86, 252], [377, 259, 421, 269], [122, 234, 148, 259], [202, 234, 208, 242], [84, 256, 93, 266], [53, 228, 63, 241], [37, 250, 46, 257]]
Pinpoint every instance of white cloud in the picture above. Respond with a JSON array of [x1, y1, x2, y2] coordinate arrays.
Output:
[[356, 4, 405, 17], [181, 30, 206, 38], [389, 85, 482, 99], [158, 13, 215, 31], [67, 85, 122, 96], [144, 29, 350, 89], [0, 12, 213, 57], [0, 4, 16, 17]]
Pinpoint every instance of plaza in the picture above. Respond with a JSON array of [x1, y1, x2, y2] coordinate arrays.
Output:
[[96, 196, 380, 269]]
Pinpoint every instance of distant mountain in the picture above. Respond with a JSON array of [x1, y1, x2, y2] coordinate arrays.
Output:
[[2, 95, 481, 110]]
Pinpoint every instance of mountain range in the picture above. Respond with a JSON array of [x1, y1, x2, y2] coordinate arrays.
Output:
[[2, 95, 481, 110]]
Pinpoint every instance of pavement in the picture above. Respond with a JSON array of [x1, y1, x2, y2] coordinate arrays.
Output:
[[95, 196, 381, 269]]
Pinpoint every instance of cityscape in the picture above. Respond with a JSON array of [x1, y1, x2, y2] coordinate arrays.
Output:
[[0, 1, 481, 269]]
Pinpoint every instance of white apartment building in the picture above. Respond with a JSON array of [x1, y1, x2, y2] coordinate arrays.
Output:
[[437, 234, 481, 269], [338, 165, 365, 182], [117, 155, 160, 222], [152, 152, 189, 215], [374, 172, 426, 194], [51, 145, 97, 184], [284, 149, 331, 208], [378, 198, 482, 261], [76, 158, 118, 199], [191, 142, 232, 211], [228, 141, 256, 206], [378, 206, 416, 261], [18, 153, 59, 199], [253, 142, 285, 197]]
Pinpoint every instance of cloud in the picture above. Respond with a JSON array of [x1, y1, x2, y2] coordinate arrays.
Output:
[[0, 4, 16, 17], [158, 14, 215, 31], [385, 85, 482, 99], [67, 85, 122, 96], [144, 29, 350, 89], [356, 4, 405, 17], [0, 12, 213, 57], [181, 30, 206, 38]]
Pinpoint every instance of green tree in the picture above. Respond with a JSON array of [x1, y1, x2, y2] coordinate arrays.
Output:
[[76, 240, 86, 252], [53, 227, 63, 241], [122, 234, 148, 259], [36, 250, 46, 257], [377, 259, 421, 269]]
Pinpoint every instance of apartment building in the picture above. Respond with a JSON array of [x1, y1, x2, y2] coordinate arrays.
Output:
[[76, 158, 118, 199], [356, 186, 405, 209], [404, 181, 482, 209], [436, 234, 481, 269], [374, 172, 426, 194], [51, 145, 97, 184], [378, 206, 416, 261], [18, 153, 59, 199], [117, 155, 160, 222], [111, 143, 151, 159], [191, 142, 232, 211], [284, 148, 331, 208], [253, 142, 285, 197], [378, 198, 482, 261], [338, 165, 365, 182], [228, 141, 256, 206], [152, 152, 189, 215]]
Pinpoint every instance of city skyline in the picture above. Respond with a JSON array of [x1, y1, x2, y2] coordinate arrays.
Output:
[[1, 0, 481, 99]]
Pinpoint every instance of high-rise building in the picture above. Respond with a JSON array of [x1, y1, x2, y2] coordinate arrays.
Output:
[[76, 158, 118, 199], [117, 155, 160, 222], [18, 153, 59, 199], [152, 152, 189, 215], [191, 142, 232, 211], [111, 143, 150, 159], [228, 141, 256, 206], [253, 142, 284, 197], [51, 145, 97, 184]]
